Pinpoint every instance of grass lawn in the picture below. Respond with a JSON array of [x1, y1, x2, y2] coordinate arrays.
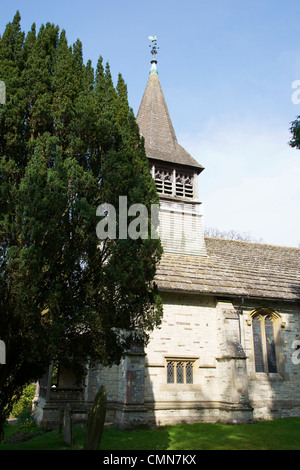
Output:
[[1, 417, 300, 450]]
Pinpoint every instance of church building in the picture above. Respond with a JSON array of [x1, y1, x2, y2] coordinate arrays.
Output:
[[34, 38, 300, 428]]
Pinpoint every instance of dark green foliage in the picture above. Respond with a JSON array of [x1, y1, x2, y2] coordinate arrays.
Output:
[[10, 383, 36, 418], [0, 12, 162, 436], [289, 115, 300, 149]]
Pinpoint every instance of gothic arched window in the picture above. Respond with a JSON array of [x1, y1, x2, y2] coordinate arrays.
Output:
[[153, 165, 194, 199], [252, 310, 278, 373]]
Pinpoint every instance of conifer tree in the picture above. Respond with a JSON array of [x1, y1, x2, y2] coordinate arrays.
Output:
[[0, 12, 162, 436], [290, 115, 300, 150]]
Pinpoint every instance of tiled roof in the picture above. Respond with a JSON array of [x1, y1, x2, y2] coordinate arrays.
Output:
[[155, 237, 300, 301], [136, 72, 203, 172]]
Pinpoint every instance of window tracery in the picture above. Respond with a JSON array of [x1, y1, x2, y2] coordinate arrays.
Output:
[[251, 310, 279, 373], [175, 172, 193, 198], [153, 166, 194, 198]]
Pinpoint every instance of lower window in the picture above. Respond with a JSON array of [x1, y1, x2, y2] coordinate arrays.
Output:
[[252, 311, 278, 373], [167, 360, 194, 384]]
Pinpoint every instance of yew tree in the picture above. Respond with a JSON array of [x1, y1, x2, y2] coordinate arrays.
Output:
[[0, 12, 162, 434], [290, 115, 300, 149]]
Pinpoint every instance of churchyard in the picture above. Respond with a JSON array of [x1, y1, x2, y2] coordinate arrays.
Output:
[[1, 417, 300, 450]]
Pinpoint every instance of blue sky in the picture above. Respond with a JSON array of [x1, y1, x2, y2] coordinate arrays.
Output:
[[1, 0, 300, 247]]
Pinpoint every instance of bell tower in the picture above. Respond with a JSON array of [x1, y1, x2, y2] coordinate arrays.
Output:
[[136, 37, 207, 256]]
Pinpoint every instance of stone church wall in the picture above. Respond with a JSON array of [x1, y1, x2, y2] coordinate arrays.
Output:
[[140, 293, 300, 425], [144, 293, 234, 425], [242, 300, 300, 420], [34, 292, 300, 428]]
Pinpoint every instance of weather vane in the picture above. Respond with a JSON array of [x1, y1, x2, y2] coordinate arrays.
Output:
[[148, 36, 159, 61]]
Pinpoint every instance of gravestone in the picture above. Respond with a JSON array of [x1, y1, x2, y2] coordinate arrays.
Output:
[[63, 404, 72, 445], [0, 341, 5, 364], [84, 385, 107, 450], [58, 408, 64, 436], [0, 81, 5, 105]]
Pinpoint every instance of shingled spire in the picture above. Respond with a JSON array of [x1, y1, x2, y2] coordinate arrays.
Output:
[[136, 37, 207, 257], [136, 37, 203, 172]]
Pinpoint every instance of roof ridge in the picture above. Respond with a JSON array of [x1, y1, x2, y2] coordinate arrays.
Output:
[[205, 236, 300, 250]]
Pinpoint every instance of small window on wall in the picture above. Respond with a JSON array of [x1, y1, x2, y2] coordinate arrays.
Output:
[[166, 360, 194, 384], [252, 310, 279, 373]]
